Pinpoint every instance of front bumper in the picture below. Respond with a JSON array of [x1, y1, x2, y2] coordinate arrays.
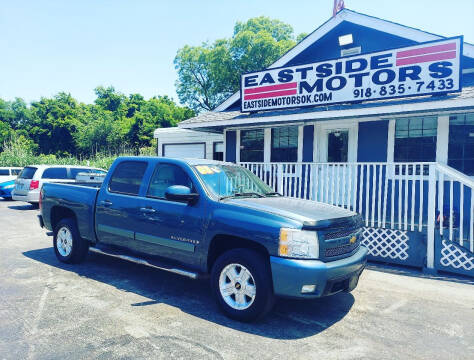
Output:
[[270, 246, 368, 298], [0, 187, 13, 198]]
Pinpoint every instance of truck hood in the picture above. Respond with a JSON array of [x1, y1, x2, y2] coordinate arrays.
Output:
[[225, 196, 359, 228]]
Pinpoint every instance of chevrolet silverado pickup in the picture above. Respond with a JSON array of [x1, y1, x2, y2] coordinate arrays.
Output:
[[38, 157, 367, 321]]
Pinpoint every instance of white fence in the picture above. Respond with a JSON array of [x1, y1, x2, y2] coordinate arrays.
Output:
[[435, 164, 474, 250], [240, 161, 474, 270]]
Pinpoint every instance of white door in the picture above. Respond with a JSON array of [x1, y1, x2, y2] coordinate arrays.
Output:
[[163, 143, 206, 159], [315, 122, 358, 206]]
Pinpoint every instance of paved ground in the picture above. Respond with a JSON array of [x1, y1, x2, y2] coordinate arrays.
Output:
[[0, 200, 473, 360]]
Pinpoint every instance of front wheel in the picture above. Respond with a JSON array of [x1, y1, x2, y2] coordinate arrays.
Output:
[[53, 218, 89, 264], [211, 248, 275, 322]]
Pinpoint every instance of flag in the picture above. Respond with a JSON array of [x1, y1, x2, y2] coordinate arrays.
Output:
[[333, 0, 345, 16]]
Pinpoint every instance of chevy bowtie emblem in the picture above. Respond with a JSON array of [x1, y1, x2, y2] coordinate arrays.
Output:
[[349, 236, 357, 244]]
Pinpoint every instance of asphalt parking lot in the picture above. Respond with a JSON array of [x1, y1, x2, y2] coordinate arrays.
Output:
[[0, 200, 473, 360]]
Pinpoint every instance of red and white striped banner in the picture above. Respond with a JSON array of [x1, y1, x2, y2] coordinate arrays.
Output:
[[396, 42, 457, 66]]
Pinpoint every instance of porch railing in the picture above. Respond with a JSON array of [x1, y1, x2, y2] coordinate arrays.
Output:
[[435, 163, 474, 252], [240, 161, 474, 270]]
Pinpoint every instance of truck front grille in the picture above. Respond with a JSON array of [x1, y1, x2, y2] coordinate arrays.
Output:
[[325, 242, 360, 257], [324, 228, 358, 240]]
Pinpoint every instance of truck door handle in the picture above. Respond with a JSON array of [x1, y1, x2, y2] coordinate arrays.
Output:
[[140, 207, 156, 214], [100, 200, 113, 207]]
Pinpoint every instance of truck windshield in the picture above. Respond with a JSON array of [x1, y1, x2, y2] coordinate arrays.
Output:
[[193, 164, 276, 199]]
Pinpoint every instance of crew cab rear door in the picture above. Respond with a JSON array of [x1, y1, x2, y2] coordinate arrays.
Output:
[[95, 160, 149, 250]]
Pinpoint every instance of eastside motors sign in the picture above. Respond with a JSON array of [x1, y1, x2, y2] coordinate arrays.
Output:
[[240, 37, 462, 112]]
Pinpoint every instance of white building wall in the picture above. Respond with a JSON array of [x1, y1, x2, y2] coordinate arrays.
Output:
[[153, 127, 223, 159]]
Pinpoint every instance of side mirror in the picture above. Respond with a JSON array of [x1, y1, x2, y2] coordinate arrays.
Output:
[[165, 185, 199, 204]]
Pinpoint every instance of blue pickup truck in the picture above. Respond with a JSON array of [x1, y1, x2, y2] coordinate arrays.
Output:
[[39, 157, 367, 321]]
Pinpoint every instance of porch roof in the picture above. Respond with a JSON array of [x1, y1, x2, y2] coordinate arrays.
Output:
[[179, 86, 474, 132]]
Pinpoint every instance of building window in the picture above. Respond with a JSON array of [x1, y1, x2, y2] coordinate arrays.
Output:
[[394, 116, 437, 162], [240, 129, 264, 162], [213, 142, 224, 161], [271, 126, 298, 162], [327, 129, 349, 162], [448, 113, 474, 175]]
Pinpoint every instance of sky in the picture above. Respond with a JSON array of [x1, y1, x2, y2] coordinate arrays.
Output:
[[1, 0, 473, 105]]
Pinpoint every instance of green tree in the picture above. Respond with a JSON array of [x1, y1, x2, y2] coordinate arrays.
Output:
[[0, 121, 14, 151], [74, 91, 194, 155], [0, 100, 15, 128], [94, 86, 126, 114], [233, 17, 294, 41], [74, 104, 118, 156], [29, 92, 80, 156], [137, 96, 194, 147], [0, 87, 194, 159], [174, 16, 305, 112]]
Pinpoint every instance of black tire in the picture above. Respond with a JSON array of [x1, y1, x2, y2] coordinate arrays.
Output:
[[53, 218, 89, 264], [211, 248, 275, 322]]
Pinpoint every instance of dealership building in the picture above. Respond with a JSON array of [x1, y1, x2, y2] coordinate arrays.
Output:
[[179, 9, 474, 277]]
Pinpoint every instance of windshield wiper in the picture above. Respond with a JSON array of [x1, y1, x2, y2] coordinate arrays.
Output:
[[219, 192, 265, 200], [264, 191, 282, 197]]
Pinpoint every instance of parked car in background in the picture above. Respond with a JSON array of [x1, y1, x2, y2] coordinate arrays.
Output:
[[0, 167, 23, 200], [12, 165, 106, 205]]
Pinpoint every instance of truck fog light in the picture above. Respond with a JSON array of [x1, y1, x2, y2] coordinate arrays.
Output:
[[301, 284, 317, 293]]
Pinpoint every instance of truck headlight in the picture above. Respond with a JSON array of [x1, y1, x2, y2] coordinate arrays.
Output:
[[279, 228, 319, 259], [3, 184, 14, 189]]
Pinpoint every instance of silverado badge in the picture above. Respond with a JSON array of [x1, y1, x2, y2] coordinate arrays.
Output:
[[349, 236, 357, 244]]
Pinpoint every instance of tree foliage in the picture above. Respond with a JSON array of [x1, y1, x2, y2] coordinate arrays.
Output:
[[0, 87, 194, 160], [174, 16, 306, 112]]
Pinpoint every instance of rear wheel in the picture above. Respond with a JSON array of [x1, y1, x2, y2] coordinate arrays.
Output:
[[53, 218, 89, 264], [211, 248, 274, 322]]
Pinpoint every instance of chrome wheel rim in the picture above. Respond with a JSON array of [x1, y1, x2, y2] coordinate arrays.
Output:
[[56, 226, 73, 257], [219, 263, 256, 310]]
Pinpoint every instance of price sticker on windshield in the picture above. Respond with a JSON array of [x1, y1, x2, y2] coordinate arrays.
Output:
[[196, 166, 214, 175]]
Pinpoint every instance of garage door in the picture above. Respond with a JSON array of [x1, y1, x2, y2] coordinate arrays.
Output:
[[163, 143, 206, 159]]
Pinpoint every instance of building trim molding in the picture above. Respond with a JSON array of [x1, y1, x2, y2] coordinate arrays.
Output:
[[183, 98, 474, 130]]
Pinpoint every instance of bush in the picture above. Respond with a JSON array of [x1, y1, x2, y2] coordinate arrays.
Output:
[[0, 135, 38, 167], [0, 137, 157, 170]]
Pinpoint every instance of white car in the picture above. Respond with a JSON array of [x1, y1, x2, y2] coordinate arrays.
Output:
[[12, 165, 107, 204], [0, 167, 23, 182]]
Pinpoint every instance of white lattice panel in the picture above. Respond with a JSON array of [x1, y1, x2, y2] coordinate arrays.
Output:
[[440, 240, 474, 271], [361, 227, 409, 260]]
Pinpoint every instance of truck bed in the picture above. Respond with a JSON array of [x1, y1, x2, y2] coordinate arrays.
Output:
[[41, 182, 100, 242]]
